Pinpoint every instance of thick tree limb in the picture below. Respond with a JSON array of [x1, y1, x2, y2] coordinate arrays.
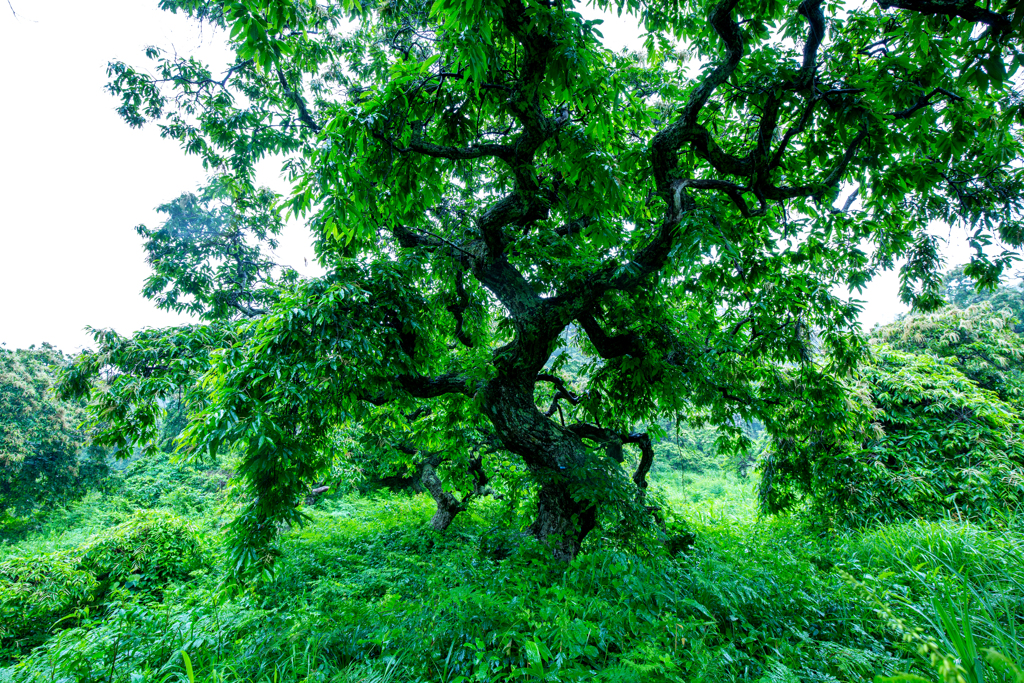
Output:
[[578, 313, 645, 359], [447, 270, 475, 348], [499, 1, 561, 145], [624, 432, 655, 495], [391, 224, 482, 262], [477, 193, 528, 254], [363, 372, 480, 403], [564, 425, 654, 495], [398, 372, 480, 398], [649, 0, 744, 193], [877, 0, 1012, 32], [420, 461, 466, 530], [566, 423, 625, 463], [371, 129, 514, 162], [681, 0, 744, 127], [796, 0, 826, 88], [674, 178, 768, 218]]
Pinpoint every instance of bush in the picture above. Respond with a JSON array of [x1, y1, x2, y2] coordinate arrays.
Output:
[[761, 346, 1024, 527], [0, 552, 97, 650], [81, 510, 204, 592], [662, 518, 696, 556]]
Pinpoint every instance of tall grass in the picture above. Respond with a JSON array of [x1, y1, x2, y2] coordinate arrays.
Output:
[[3, 472, 1022, 683], [844, 520, 1024, 682]]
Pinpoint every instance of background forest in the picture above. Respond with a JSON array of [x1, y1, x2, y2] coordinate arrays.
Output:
[[2, 269, 1023, 683]]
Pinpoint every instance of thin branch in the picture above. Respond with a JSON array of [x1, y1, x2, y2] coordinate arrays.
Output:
[[841, 186, 860, 212], [892, 87, 964, 119], [537, 372, 579, 417], [672, 178, 767, 218], [276, 67, 321, 133]]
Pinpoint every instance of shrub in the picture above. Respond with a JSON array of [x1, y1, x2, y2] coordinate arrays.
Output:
[[0, 552, 97, 650], [761, 346, 1024, 527], [81, 510, 203, 592], [662, 518, 696, 556]]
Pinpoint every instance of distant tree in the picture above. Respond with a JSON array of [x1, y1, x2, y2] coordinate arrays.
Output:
[[943, 264, 1024, 322], [62, 0, 1024, 570], [0, 346, 107, 521], [873, 302, 1024, 405], [59, 182, 292, 458], [763, 264, 1024, 523], [137, 181, 290, 321], [650, 419, 723, 474]]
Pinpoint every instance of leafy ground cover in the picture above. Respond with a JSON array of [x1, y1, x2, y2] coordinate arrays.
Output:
[[1, 470, 1021, 683]]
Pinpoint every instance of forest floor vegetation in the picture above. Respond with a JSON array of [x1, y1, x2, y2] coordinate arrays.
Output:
[[2, 468, 1022, 683]]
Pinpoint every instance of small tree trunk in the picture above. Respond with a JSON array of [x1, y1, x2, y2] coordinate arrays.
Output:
[[420, 462, 464, 531]]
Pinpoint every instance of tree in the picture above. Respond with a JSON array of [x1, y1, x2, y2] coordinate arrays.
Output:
[[1, 345, 107, 522], [137, 180, 290, 321], [943, 263, 1024, 322], [64, 0, 1024, 569], [874, 301, 1024, 405]]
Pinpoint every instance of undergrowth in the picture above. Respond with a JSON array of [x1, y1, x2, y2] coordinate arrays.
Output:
[[0, 472, 1020, 682]]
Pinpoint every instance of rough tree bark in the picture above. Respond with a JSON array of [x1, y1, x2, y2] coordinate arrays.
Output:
[[374, 448, 497, 532]]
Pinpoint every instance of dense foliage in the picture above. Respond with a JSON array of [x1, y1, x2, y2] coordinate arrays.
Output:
[[760, 272, 1024, 525], [761, 344, 1024, 525], [9, 0, 1024, 676], [875, 302, 1024, 405], [80, 510, 205, 593], [0, 552, 97, 648], [0, 345, 107, 525], [6, 320, 1024, 679]]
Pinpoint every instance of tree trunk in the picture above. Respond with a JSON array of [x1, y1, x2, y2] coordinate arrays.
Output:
[[420, 462, 465, 531], [483, 379, 599, 561], [530, 477, 597, 561]]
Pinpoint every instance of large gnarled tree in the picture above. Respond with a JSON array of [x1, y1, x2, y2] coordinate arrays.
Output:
[[65, 0, 1024, 570]]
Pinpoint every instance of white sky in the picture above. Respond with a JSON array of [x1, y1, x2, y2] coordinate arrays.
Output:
[[0, 2, 966, 353]]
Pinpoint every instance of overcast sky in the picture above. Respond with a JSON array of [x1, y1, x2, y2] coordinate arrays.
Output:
[[0, 2, 963, 353]]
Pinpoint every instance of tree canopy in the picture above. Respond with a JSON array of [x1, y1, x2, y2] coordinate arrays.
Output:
[[943, 263, 1024, 321], [874, 299, 1024, 404], [761, 272, 1024, 524], [63, 0, 1024, 571]]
